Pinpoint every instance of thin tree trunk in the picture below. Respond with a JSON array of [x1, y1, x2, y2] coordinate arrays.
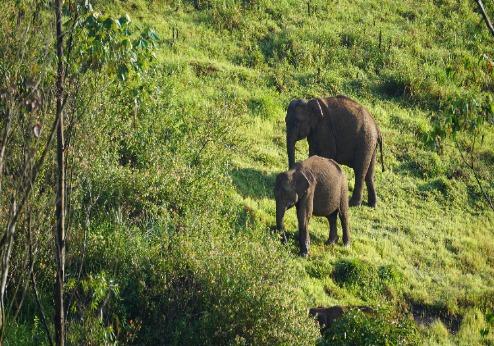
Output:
[[0, 109, 11, 194], [474, 0, 494, 37], [54, 0, 66, 344], [0, 201, 16, 340], [29, 217, 53, 346]]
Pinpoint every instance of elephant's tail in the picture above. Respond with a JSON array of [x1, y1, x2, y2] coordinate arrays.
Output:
[[378, 130, 385, 172]]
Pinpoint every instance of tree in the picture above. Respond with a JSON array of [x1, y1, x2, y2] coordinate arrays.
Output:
[[54, 0, 66, 344], [0, 1, 158, 343], [432, 93, 494, 211], [474, 0, 494, 37]]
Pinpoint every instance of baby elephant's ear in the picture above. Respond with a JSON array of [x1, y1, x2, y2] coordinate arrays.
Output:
[[294, 171, 312, 197], [308, 98, 325, 120]]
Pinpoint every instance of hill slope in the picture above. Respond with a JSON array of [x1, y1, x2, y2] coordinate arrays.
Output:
[[123, 0, 494, 343], [3, 0, 494, 344]]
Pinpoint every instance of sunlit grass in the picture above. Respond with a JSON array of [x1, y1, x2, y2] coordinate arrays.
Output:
[[103, 0, 494, 343]]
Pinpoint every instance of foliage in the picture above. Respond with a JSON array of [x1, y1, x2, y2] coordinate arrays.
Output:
[[66, 273, 119, 345], [432, 92, 494, 141], [79, 223, 320, 345], [332, 259, 402, 300], [320, 309, 420, 346], [71, 8, 159, 81]]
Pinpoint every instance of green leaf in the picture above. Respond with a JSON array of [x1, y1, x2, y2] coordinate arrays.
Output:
[[103, 18, 114, 29], [118, 14, 131, 26], [134, 38, 148, 49], [121, 38, 132, 50], [145, 28, 160, 41], [118, 64, 129, 81], [487, 313, 494, 324]]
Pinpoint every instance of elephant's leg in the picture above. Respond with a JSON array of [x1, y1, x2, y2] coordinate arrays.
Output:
[[325, 212, 339, 245], [339, 209, 350, 246], [366, 150, 377, 208], [349, 170, 366, 207], [349, 146, 374, 207], [297, 206, 310, 257]]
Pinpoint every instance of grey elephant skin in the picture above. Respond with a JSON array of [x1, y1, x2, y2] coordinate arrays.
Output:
[[274, 156, 350, 257], [285, 95, 384, 207]]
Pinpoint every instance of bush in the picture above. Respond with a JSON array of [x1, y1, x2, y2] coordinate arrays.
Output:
[[306, 258, 334, 280], [82, 224, 320, 345], [320, 309, 420, 346], [332, 259, 382, 300], [332, 260, 403, 301], [407, 150, 447, 178], [378, 264, 404, 285]]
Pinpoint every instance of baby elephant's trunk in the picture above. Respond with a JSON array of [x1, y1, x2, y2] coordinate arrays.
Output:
[[276, 203, 288, 243]]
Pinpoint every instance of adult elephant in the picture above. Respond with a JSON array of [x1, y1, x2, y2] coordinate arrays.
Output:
[[285, 95, 384, 207]]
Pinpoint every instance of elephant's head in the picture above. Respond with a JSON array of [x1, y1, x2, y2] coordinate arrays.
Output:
[[285, 98, 326, 168], [274, 169, 310, 233]]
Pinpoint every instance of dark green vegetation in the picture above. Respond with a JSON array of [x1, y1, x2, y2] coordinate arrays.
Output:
[[1, 0, 494, 344]]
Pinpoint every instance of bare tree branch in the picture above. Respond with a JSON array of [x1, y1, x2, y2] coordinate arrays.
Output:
[[0, 105, 61, 249], [0, 200, 16, 338], [455, 138, 494, 211], [11, 208, 35, 321], [0, 108, 12, 194], [31, 267, 53, 346], [474, 0, 494, 37]]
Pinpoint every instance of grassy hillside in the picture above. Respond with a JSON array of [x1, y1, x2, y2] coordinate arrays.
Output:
[[2, 0, 494, 344], [110, 0, 494, 343]]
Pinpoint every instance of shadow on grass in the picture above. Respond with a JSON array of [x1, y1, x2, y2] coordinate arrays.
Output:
[[409, 301, 462, 334], [231, 167, 277, 199]]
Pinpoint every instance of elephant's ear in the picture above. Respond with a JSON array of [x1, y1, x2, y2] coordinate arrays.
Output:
[[281, 178, 292, 192], [287, 99, 302, 113], [308, 98, 325, 120], [294, 170, 313, 198], [287, 99, 305, 121], [277, 173, 294, 194]]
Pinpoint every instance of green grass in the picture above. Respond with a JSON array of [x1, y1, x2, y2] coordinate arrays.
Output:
[[6, 0, 494, 344], [97, 0, 494, 343]]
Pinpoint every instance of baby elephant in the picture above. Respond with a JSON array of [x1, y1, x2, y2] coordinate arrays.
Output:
[[274, 156, 350, 256]]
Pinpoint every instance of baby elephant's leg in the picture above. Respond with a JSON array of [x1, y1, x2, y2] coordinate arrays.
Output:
[[325, 211, 339, 245], [297, 206, 310, 257], [339, 209, 350, 246]]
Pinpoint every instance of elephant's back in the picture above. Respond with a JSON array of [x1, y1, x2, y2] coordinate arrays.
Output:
[[324, 95, 374, 126], [323, 96, 379, 163], [316, 158, 346, 187], [305, 155, 342, 174]]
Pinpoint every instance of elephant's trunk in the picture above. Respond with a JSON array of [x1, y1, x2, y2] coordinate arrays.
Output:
[[287, 133, 296, 169], [276, 201, 287, 243]]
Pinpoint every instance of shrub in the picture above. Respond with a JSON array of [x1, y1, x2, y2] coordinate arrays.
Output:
[[247, 90, 283, 119], [306, 258, 334, 280], [378, 71, 412, 98], [378, 264, 404, 285], [332, 259, 382, 300], [320, 309, 420, 346], [332, 260, 404, 301], [408, 150, 447, 178], [83, 224, 320, 345]]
